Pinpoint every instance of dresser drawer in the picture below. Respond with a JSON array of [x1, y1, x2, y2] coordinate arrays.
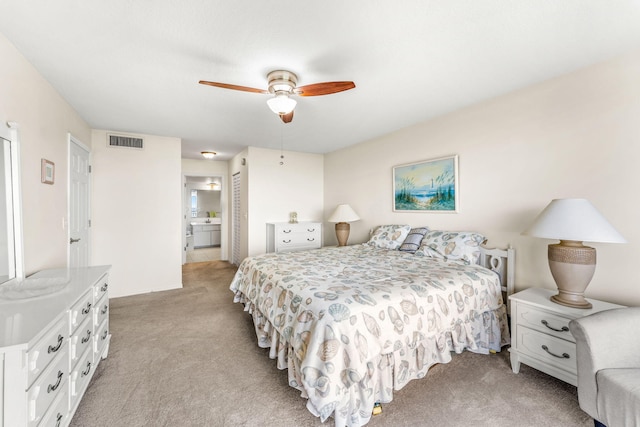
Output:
[[69, 289, 93, 334], [276, 227, 320, 249], [28, 316, 68, 387], [267, 222, 322, 253], [27, 347, 68, 426], [94, 319, 110, 359], [37, 385, 68, 427], [70, 347, 94, 411], [276, 225, 320, 238], [94, 293, 109, 328], [515, 326, 576, 375], [516, 305, 574, 342], [70, 315, 93, 371], [93, 275, 109, 302]]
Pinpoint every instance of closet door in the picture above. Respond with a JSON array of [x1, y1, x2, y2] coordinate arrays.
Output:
[[231, 172, 241, 265]]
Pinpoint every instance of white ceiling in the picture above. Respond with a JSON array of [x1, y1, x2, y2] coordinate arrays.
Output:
[[2, 1, 640, 161]]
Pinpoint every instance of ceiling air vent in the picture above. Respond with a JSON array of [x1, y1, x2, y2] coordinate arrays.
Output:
[[108, 134, 144, 149]]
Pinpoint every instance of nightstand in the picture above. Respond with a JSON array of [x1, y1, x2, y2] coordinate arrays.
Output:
[[509, 287, 624, 386]]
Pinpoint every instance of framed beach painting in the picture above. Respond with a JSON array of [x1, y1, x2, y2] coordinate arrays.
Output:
[[393, 155, 459, 212]]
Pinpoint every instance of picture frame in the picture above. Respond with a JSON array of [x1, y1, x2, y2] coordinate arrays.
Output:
[[41, 159, 55, 185], [393, 155, 459, 212]]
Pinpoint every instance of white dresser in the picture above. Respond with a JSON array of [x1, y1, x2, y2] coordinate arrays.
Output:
[[509, 287, 623, 386], [0, 266, 111, 427], [266, 222, 322, 253]]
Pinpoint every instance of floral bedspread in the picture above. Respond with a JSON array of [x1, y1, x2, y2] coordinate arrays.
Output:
[[230, 244, 509, 427]]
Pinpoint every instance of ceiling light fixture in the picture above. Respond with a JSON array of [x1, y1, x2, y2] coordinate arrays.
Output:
[[201, 151, 216, 159], [267, 93, 297, 115]]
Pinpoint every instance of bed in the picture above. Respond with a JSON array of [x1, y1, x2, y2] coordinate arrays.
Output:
[[229, 226, 514, 427]]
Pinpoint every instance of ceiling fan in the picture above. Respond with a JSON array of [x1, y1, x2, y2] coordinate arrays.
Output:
[[199, 70, 355, 123]]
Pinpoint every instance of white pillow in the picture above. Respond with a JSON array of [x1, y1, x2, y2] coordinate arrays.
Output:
[[367, 225, 412, 250], [415, 230, 486, 264]]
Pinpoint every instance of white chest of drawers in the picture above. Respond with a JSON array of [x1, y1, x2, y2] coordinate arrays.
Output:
[[266, 222, 322, 253], [0, 266, 111, 427], [509, 287, 623, 386]]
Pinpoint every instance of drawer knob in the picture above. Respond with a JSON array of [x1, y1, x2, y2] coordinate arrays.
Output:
[[48, 335, 64, 354], [541, 345, 570, 359], [55, 413, 63, 427], [282, 239, 291, 243], [307, 238, 315, 242], [101, 283, 108, 292], [101, 305, 108, 315], [102, 329, 109, 340], [81, 361, 92, 377], [47, 371, 63, 393], [541, 320, 569, 333], [81, 329, 92, 344], [283, 229, 292, 233], [81, 302, 92, 315], [307, 228, 315, 232]]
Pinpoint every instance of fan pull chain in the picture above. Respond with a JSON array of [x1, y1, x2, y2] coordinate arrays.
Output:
[[280, 125, 285, 166]]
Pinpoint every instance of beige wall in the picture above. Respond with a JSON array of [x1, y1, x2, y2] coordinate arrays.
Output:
[[229, 146, 324, 262], [91, 130, 182, 298], [325, 50, 640, 307], [0, 33, 92, 275], [246, 147, 324, 257]]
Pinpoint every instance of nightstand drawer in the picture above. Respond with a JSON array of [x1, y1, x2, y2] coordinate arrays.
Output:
[[516, 326, 577, 374], [516, 305, 574, 342]]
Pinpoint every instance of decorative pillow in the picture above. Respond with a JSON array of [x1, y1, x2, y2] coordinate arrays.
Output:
[[415, 230, 486, 264], [398, 227, 429, 253], [367, 225, 412, 250]]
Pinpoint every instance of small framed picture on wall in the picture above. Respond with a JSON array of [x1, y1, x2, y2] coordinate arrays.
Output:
[[41, 159, 55, 184]]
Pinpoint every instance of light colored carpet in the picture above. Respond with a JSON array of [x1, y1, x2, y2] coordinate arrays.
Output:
[[70, 261, 592, 427]]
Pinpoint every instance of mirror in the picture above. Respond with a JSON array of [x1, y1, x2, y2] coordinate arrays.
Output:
[[190, 188, 221, 218], [0, 136, 17, 284], [186, 177, 222, 219]]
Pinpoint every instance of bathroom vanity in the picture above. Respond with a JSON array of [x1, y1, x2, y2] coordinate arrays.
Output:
[[191, 221, 221, 248], [0, 265, 111, 427]]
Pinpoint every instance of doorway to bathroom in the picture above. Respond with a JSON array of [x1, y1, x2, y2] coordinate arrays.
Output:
[[183, 175, 225, 264]]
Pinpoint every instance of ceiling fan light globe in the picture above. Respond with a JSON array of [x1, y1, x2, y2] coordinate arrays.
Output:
[[267, 95, 297, 115]]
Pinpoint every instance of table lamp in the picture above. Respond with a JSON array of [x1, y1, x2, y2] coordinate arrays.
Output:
[[522, 198, 626, 309], [328, 204, 360, 246]]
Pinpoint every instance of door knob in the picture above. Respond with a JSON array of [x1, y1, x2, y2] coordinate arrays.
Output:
[[70, 237, 81, 244]]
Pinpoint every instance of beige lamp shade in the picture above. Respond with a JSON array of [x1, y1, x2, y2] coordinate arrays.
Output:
[[523, 198, 625, 308], [328, 204, 360, 246]]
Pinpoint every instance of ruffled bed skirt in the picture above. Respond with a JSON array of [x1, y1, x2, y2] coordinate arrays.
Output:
[[234, 290, 510, 427]]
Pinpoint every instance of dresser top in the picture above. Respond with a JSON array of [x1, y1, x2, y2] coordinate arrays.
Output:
[[267, 221, 321, 225], [0, 265, 111, 349]]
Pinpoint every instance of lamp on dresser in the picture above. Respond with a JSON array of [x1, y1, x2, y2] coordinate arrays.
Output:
[[522, 198, 626, 309], [328, 204, 360, 246]]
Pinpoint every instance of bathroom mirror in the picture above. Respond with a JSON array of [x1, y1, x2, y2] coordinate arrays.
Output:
[[0, 128, 23, 285]]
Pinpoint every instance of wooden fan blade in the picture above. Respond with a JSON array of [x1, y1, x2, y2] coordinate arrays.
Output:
[[280, 111, 294, 123], [295, 81, 355, 96], [199, 80, 268, 94]]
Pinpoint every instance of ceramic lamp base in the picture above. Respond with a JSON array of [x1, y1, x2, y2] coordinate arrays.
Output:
[[335, 222, 350, 246], [548, 241, 595, 309]]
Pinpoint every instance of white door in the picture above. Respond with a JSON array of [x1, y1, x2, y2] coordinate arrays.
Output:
[[69, 137, 90, 268]]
